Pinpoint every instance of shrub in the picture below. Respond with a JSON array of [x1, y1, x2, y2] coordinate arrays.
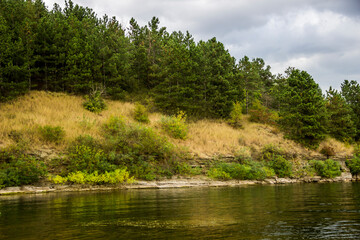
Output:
[[319, 145, 336, 159], [207, 161, 275, 181], [129, 161, 157, 181], [260, 144, 284, 161], [133, 103, 150, 123], [67, 145, 115, 173], [249, 99, 279, 125], [161, 111, 188, 140], [83, 89, 107, 113], [346, 156, 360, 177], [50, 169, 133, 185], [103, 119, 175, 161], [71, 135, 100, 150], [207, 167, 231, 180], [267, 155, 293, 178], [0, 155, 47, 188], [311, 159, 341, 178], [228, 101, 243, 129], [102, 116, 126, 136], [354, 144, 360, 157], [38, 125, 65, 143], [49, 175, 68, 184]]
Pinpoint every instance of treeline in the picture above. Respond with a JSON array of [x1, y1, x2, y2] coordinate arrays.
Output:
[[0, 0, 359, 148]]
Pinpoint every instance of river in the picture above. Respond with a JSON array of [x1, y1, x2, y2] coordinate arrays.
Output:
[[1, 182, 360, 239]]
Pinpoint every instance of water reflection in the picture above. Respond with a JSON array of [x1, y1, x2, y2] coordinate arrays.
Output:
[[1, 183, 360, 239]]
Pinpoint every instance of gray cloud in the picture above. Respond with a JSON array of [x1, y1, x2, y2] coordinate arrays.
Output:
[[43, 0, 360, 90]]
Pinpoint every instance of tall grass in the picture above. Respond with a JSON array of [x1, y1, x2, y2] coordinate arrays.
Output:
[[0, 91, 353, 158]]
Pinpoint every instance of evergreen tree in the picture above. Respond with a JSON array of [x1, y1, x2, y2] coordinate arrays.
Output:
[[197, 38, 239, 118], [153, 31, 201, 115], [236, 56, 273, 113], [279, 68, 327, 148], [341, 80, 360, 140], [325, 87, 356, 142]]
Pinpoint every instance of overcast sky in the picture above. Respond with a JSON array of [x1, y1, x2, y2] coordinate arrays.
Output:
[[42, 0, 360, 91]]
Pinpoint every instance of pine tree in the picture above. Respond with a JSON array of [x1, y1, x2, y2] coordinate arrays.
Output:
[[279, 68, 327, 148], [325, 87, 356, 142], [341, 80, 360, 140]]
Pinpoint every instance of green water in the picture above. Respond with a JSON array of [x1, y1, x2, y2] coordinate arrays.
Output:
[[1, 183, 360, 239]]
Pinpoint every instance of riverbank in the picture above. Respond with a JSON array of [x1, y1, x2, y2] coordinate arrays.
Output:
[[0, 91, 358, 194], [0, 172, 357, 196]]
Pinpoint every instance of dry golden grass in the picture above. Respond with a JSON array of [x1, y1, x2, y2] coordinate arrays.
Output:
[[0, 91, 353, 158], [173, 116, 310, 158], [319, 138, 353, 156], [0, 91, 135, 150]]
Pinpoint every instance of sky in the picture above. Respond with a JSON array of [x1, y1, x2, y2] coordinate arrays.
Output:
[[42, 0, 360, 91]]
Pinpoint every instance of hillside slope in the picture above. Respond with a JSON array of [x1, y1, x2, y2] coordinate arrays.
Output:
[[0, 91, 353, 160]]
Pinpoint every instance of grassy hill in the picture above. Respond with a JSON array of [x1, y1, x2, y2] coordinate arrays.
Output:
[[0, 91, 352, 158], [0, 91, 355, 188]]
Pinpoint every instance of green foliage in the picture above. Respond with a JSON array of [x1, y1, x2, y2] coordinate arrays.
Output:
[[207, 167, 232, 180], [83, 89, 107, 113], [341, 80, 360, 140], [101, 116, 187, 179], [325, 87, 356, 142], [133, 103, 150, 123], [267, 155, 293, 178], [260, 144, 284, 161], [49, 169, 134, 185], [38, 125, 65, 143], [161, 111, 188, 140], [354, 144, 360, 157], [278, 69, 327, 149], [346, 156, 360, 177], [228, 101, 243, 128], [102, 116, 127, 136], [260, 144, 292, 177], [0, 147, 47, 188], [249, 99, 279, 125], [310, 159, 341, 178], [128, 161, 157, 180], [67, 145, 115, 173], [207, 161, 275, 181]]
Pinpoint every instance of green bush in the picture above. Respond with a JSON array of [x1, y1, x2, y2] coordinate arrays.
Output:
[[207, 161, 275, 181], [102, 116, 127, 136], [133, 103, 150, 123], [103, 117, 175, 162], [207, 167, 231, 180], [38, 125, 65, 143], [267, 155, 293, 178], [161, 111, 188, 140], [311, 159, 341, 178], [354, 144, 360, 157], [346, 156, 360, 177], [67, 145, 115, 173], [71, 135, 100, 150], [228, 101, 243, 129], [0, 154, 47, 188], [129, 161, 157, 180], [260, 144, 284, 161], [83, 90, 107, 113], [249, 99, 279, 125], [49, 169, 134, 185]]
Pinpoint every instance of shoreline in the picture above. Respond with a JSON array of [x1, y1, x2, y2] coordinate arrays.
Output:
[[0, 173, 357, 196]]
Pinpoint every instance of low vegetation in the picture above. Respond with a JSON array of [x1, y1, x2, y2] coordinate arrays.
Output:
[[0, 91, 356, 189]]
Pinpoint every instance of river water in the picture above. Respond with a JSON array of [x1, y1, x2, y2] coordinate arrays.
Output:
[[1, 182, 360, 239]]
